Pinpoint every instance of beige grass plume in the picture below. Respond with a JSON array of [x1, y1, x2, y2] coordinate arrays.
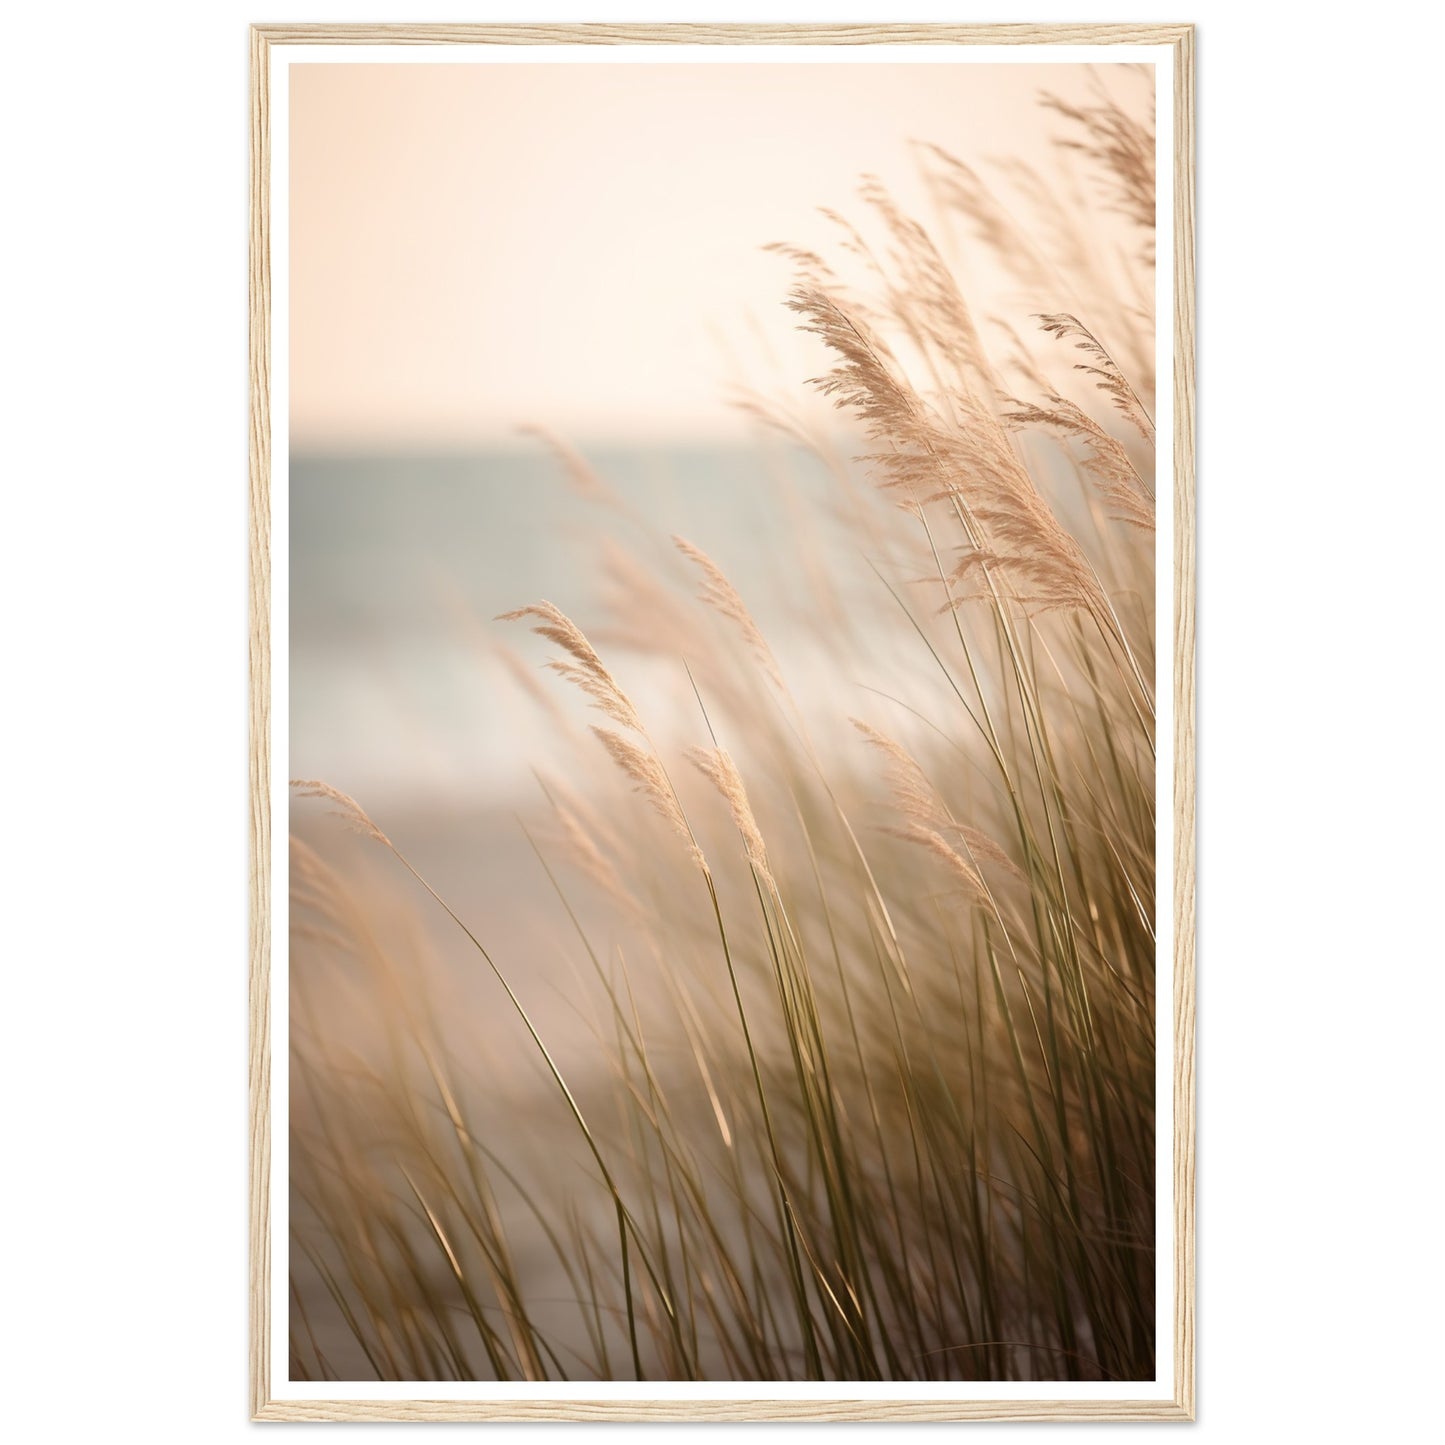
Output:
[[765, 230, 889, 335], [290, 779, 390, 848], [498, 601, 643, 733], [518, 425, 624, 509], [540, 773, 640, 919], [916, 142, 1055, 299], [853, 719, 1020, 882], [858, 175, 992, 393], [784, 282, 923, 518], [929, 392, 1112, 617], [1034, 314, 1153, 440], [786, 284, 907, 433], [596, 538, 698, 663], [289, 831, 353, 941], [591, 727, 704, 870], [885, 821, 989, 905], [787, 283, 1106, 615], [1041, 89, 1156, 249], [688, 746, 775, 891], [762, 239, 837, 290], [288, 833, 380, 959], [1004, 395, 1154, 532], [851, 719, 938, 826], [986, 315, 1059, 400], [672, 536, 783, 688]]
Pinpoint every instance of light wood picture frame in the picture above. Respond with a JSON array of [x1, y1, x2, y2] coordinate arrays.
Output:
[[250, 22, 1194, 1423]]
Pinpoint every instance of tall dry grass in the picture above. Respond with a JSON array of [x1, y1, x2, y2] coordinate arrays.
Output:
[[289, 80, 1159, 1383]]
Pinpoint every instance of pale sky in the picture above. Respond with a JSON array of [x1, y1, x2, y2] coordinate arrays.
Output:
[[288, 61, 1147, 449]]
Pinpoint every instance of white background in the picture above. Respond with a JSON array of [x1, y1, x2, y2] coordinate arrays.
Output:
[[4, 2, 1441, 1439]]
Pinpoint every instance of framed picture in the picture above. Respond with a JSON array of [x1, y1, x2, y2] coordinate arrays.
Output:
[[249, 22, 1195, 1423]]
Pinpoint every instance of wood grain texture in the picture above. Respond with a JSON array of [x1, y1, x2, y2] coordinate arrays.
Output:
[[252, 22, 1191, 46], [247, 22, 272, 1424], [254, 1399, 1193, 1423], [247, 22, 1196, 1424], [1170, 23, 1198, 1425]]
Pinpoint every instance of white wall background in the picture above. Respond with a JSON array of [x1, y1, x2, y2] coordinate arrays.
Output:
[[4, 2, 1441, 1438]]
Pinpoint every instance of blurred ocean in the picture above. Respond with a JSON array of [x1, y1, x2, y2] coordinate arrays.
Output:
[[289, 442, 871, 813], [288, 440, 899, 1095]]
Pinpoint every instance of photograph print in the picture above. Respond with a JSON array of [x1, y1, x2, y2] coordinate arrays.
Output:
[[259, 31, 1190, 1408]]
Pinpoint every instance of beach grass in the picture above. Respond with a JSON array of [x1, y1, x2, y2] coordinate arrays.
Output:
[[287, 86, 1159, 1384]]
